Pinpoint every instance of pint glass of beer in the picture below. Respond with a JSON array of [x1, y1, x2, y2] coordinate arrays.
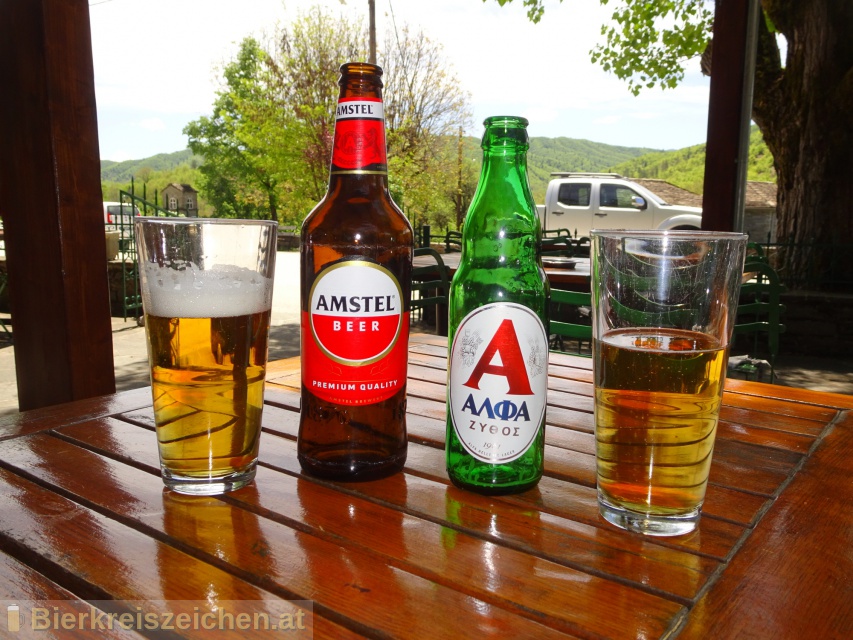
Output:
[[136, 218, 277, 495], [591, 230, 747, 536]]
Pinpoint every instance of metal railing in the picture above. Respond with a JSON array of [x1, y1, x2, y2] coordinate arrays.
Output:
[[107, 189, 184, 321]]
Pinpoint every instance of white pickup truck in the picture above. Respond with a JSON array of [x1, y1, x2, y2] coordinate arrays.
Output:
[[538, 172, 702, 236]]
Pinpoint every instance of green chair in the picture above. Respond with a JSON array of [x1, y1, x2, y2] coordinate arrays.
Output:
[[549, 288, 592, 354], [746, 241, 769, 263], [731, 260, 786, 383], [571, 236, 591, 258], [542, 230, 589, 257], [411, 247, 450, 335], [541, 234, 575, 258]]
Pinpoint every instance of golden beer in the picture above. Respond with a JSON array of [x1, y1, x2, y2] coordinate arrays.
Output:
[[135, 216, 277, 494], [594, 327, 725, 520], [146, 310, 270, 490]]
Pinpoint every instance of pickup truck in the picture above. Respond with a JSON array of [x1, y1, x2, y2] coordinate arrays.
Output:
[[538, 173, 702, 236], [103, 201, 140, 230]]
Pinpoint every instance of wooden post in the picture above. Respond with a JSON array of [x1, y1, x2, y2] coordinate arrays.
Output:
[[368, 0, 377, 65], [701, 0, 761, 232], [0, 0, 116, 410]]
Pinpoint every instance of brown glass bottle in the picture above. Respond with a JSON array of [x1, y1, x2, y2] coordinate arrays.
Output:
[[298, 62, 413, 481]]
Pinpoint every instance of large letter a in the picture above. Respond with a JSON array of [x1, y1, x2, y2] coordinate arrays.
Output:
[[462, 319, 533, 395]]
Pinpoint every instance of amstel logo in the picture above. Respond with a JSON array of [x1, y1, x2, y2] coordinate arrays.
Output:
[[309, 260, 403, 365]]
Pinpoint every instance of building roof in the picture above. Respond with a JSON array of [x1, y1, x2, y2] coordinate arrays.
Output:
[[163, 183, 197, 193], [632, 178, 703, 207], [743, 181, 777, 207], [631, 178, 777, 209]]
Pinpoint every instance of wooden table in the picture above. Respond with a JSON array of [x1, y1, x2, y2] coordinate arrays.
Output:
[[0, 334, 851, 638], [416, 251, 592, 289]]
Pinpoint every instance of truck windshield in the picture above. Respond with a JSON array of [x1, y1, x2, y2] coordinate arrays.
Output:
[[107, 205, 139, 217]]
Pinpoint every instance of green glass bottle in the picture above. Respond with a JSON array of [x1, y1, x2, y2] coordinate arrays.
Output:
[[446, 116, 549, 495]]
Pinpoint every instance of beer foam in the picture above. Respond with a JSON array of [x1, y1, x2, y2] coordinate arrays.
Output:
[[142, 263, 273, 318]]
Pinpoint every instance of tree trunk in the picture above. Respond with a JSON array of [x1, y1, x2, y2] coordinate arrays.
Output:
[[267, 186, 279, 224], [753, 0, 853, 290]]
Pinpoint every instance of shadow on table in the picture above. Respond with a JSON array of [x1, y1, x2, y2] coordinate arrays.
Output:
[[269, 323, 300, 361]]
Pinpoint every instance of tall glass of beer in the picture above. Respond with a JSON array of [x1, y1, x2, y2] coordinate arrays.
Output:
[[591, 230, 747, 536], [135, 218, 277, 495]]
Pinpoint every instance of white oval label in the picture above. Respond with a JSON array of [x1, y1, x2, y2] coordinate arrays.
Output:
[[309, 260, 403, 365], [448, 303, 548, 463]]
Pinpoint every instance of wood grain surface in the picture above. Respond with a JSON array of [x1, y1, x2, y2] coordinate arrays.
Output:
[[0, 334, 849, 638]]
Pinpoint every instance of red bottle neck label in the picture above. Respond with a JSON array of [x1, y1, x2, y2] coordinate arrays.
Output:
[[302, 259, 408, 405], [330, 98, 387, 175]]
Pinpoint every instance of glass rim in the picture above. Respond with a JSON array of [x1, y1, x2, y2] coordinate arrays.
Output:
[[590, 229, 747, 241], [135, 217, 278, 227]]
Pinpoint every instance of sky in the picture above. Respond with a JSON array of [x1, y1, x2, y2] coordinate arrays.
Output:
[[88, 0, 712, 162]]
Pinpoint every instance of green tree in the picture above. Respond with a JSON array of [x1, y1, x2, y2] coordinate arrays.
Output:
[[185, 7, 473, 233], [268, 7, 368, 203], [381, 25, 474, 229], [487, 0, 853, 289], [135, 166, 153, 185], [185, 38, 307, 222]]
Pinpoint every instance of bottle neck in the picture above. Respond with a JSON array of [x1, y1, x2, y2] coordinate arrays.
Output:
[[462, 123, 538, 263], [479, 146, 529, 184], [328, 96, 389, 190]]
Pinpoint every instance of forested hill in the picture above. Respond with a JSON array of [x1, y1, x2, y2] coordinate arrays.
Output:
[[454, 135, 658, 198], [102, 138, 657, 187], [101, 129, 774, 206], [469, 130, 773, 199], [100, 138, 662, 206], [610, 126, 776, 194], [527, 137, 659, 198], [101, 149, 203, 182]]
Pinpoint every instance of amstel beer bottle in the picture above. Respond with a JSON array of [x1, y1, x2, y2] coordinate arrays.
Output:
[[298, 62, 413, 481], [446, 116, 549, 494]]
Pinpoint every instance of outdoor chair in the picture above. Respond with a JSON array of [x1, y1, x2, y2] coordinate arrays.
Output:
[[411, 247, 450, 335], [549, 288, 592, 355], [571, 236, 591, 258], [541, 234, 575, 258], [745, 241, 769, 263], [731, 259, 786, 383]]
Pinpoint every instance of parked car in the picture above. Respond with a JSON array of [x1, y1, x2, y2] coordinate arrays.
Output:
[[539, 173, 702, 236], [103, 201, 140, 230]]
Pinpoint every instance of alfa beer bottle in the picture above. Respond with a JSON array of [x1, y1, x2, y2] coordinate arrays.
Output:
[[446, 116, 549, 494], [298, 62, 413, 481]]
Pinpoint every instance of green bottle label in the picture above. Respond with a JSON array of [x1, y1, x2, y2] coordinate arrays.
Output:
[[448, 303, 548, 463]]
